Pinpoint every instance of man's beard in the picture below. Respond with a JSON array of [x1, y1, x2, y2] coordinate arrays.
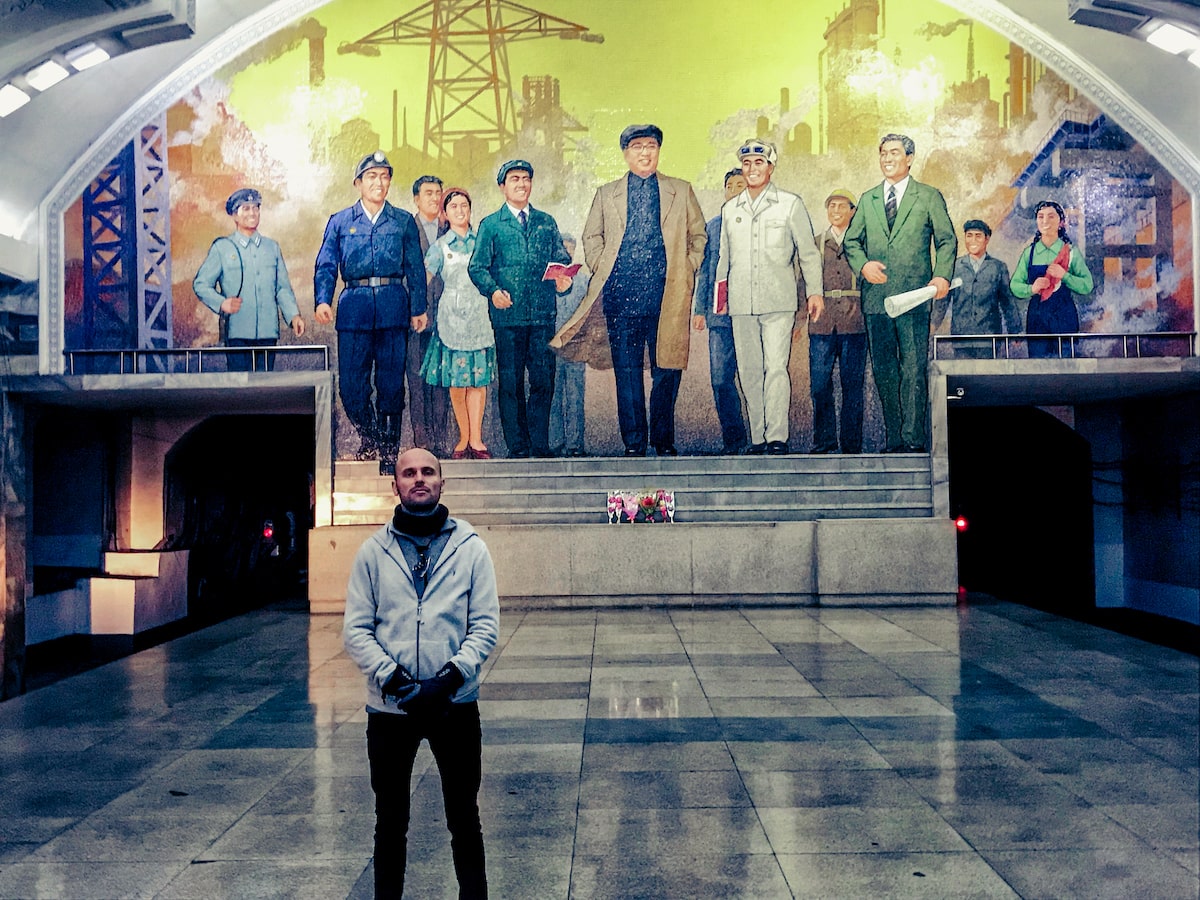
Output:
[[402, 496, 438, 513]]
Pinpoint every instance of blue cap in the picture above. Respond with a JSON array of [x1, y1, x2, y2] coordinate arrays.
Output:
[[354, 150, 392, 181], [225, 188, 261, 216], [496, 159, 534, 185]]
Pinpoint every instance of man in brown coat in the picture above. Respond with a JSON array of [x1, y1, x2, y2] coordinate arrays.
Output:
[[809, 188, 867, 454], [550, 124, 706, 456]]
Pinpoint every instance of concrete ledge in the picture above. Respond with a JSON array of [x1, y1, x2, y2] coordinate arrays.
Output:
[[309, 519, 956, 612], [494, 593, 820, 610], [818, 593, 955, 607], [104, 551, 161, 577], [87, 550, 190, 634], [814, 518, 958, 599]]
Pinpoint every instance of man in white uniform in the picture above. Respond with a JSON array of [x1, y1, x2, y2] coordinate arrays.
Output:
[[716, 140, 824, 454]]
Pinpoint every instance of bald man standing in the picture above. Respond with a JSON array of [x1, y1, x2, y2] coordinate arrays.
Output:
[[343, 447, 499, 899]]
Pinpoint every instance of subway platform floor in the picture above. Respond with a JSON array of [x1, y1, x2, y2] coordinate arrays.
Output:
[[0, 598, 1196, 899]]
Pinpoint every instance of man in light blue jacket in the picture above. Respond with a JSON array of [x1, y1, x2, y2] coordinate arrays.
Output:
[[343, 447, 499, 899], [192, 188, 304, 371]]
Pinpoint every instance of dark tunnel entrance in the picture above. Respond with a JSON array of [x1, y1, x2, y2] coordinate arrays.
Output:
[[948, 406, 1095, 616], [166, 414, 314, 621]]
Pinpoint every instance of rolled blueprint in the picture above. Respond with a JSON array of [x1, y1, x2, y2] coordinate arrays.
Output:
[[884, 277, 963, 318]]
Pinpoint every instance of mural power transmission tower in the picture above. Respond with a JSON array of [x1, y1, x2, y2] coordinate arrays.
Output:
[[340, 0, 601, 159], [80, 114, 172, 363]]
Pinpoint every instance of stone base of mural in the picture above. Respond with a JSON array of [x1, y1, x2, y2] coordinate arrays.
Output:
[[308, 519, 957, 612]]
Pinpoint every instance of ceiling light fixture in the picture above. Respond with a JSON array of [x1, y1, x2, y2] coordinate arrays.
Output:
[[1145, 21, 1200, 55], [66, 43, 111, 72], [24, 60, 70, 92], [0, 84, 31, 117]]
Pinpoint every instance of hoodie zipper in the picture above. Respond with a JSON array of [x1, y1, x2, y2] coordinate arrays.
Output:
[[410, 533, 468, 679], [377, 528, 471, 680]]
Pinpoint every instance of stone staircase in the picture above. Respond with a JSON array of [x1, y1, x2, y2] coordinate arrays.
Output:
[[331, 453, 934, 526]]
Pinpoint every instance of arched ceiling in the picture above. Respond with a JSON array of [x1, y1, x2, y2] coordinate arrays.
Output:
[[0, 0, 322, 279], [0, 0, 1197, 283]]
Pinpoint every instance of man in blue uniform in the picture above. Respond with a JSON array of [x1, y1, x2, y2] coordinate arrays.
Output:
[[692, 168, 749, 454], [193, 188, 304, 372], [315, 152, 428, 474]]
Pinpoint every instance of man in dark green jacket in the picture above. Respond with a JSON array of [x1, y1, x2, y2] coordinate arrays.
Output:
[[468, 160, 572, 458], [844, 133, 956, 453]]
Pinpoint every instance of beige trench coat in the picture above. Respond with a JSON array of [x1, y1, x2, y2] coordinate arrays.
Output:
[[550, 172, 706, 370]]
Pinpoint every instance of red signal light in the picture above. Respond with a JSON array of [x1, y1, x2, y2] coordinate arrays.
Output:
[[954, 515, 968, 532], [262, 521, 274, 540]]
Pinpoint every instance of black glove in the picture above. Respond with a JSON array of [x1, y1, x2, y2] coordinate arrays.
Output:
[[402, 662, 465, 716], [382, 664, 420, 705]]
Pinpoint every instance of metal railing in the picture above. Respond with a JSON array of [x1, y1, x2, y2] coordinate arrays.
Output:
[[64, 345, 330, 375], [933, 332, 1197, 361]]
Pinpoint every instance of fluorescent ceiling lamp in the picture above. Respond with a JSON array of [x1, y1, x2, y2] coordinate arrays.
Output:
[[0, 84, 31, 117], [66, 43, 110, 71], [1145, 21, 1200, 55], [1190, 50, 1200, 69], [25, 59, 69, 92]]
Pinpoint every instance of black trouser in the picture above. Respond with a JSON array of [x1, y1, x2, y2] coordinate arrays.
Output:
[[338, 327, 409, 439], [493, 324, 555, 456], [606, 312, 680, 452], [809, 331, 866, 453], [366, 704, 487, 900]]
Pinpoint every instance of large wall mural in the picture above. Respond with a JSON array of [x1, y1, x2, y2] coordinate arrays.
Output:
[[61, 0, 1195, 460]]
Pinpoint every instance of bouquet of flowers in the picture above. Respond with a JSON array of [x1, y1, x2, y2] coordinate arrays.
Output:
[[607, 489, 675, 523]]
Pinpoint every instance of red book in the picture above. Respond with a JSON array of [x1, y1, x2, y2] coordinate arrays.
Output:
[[1038, 243, 1073, 300], [714, 279, 729, 314], [542, 262, 582, 281]]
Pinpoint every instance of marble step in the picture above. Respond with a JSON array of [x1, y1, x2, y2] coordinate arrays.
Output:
[[332, 454, 934, 525]]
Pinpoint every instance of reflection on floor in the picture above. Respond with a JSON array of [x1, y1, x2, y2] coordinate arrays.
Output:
[[0, 597, 1196, 899]]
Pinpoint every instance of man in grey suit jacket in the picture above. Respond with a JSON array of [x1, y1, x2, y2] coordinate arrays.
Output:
[[844, 133, 956, 452], [409, 175, 451, 455]]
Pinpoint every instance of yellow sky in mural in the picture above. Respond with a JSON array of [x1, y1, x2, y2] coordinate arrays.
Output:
[[226, 0, 1013, 184]]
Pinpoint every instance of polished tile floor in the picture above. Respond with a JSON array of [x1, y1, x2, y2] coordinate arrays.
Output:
[[0, 598, 1196, 899]]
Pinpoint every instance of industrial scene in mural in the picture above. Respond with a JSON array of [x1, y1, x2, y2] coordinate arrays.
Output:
[[59, 0, 1194, 459]]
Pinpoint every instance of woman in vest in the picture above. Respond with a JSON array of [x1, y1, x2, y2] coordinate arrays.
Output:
[[421, 188, 497, 459], [1010, 199, 1094, 359]]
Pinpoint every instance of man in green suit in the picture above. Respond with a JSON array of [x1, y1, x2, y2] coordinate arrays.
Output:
[[844, 133, 956, 453], [468, 160, 572, 458]]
